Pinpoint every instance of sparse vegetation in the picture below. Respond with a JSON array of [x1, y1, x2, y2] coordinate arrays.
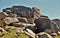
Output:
[[0, 27, 30, 38]]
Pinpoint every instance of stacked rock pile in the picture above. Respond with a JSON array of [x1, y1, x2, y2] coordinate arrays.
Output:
[[0, 6, 60, 38]]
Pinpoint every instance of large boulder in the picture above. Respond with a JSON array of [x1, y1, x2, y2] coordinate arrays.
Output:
[[3, 6, 34, 18], [34, 17, 59, 34], [34, 18, 51, 33]]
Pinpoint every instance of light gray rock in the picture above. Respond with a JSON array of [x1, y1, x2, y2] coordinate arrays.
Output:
[[4, 17, 19, 24], [24, 28, 36, 38]]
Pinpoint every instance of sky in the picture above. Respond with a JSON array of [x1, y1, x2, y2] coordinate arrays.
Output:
[[0, 0, 60, 19]]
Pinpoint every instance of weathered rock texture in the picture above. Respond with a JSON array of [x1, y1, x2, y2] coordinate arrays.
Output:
[[0, 6, 60, 38]]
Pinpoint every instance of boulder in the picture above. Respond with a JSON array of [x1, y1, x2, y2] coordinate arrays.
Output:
[[3, 6, 34, 18], [3, 8, 13, 16], [24, 28, 36, 38], [0, 12, 7, 20], [4, 17, 19, 24], [52, 19, 60, 28], [32, 7, 42, 19], [34, 18, 51, 33], [34, 17, 60, 34], [37, 32, 53, 38], [25, 25, 36, 34]]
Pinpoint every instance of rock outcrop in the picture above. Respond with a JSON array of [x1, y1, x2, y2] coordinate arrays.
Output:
[[0, 6, 60, 38]]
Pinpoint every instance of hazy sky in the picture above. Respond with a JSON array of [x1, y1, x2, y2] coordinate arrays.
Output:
[[0, 0, 60, 19]]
